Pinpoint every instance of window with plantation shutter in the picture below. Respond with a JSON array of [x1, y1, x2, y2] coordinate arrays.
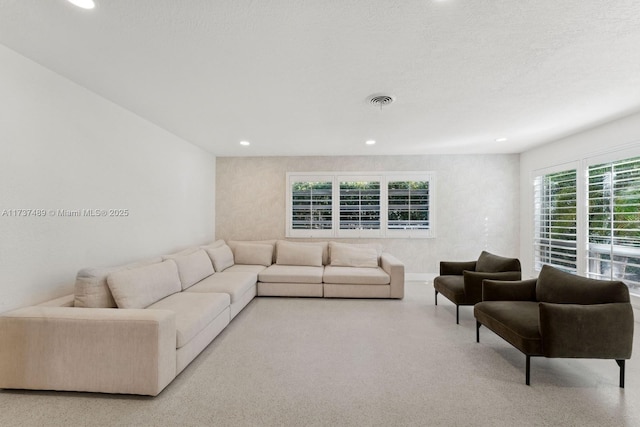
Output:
[[338, 178, 382, 237], [587, 156, 640, 293], [286, 172, 435, 238], [289, 178, 333, 237], [533, 169, 578, 273]]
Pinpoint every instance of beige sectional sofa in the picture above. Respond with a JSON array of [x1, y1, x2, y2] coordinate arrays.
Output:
[[0, 239, 404, 396]]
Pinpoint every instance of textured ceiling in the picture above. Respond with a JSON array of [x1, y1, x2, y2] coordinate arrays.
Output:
[[1, 0, 640, 156]]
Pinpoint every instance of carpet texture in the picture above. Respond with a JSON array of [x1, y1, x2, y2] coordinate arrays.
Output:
[[1, 281, 639, 426]]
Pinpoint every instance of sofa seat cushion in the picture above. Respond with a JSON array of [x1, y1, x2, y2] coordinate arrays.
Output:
[[474, 301, 542, 356], [323, 266, 390, 285], [185, 272, 257, 303], [225, 264, 267, 274], [259, 265, 324, 284], [433, 275, 465, 304], [147, 292, 230, 349]]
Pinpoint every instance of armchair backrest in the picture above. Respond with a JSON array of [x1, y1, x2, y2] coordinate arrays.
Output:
[[476, 251, 521, 273], [536, 265, 630, 304]]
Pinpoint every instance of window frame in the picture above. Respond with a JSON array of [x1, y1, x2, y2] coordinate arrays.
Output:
[[286, 171, 436, 239], [532, 144, 640, 297], [532, 164, 579, 274]]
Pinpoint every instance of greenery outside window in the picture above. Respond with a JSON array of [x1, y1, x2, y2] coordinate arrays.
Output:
[[533, 168, 578, 273], [587, 156, 640, 294]]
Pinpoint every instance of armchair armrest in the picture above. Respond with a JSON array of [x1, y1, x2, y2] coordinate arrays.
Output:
[[482, 278, 537, 302], [539, 302, 634, 359], [440, 260, 477, 276], [0, 306, 177, 396], [463, 270, 523, 304], [381, 253, 405, 299]]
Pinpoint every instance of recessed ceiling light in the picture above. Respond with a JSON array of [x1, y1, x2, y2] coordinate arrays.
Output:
[[365, 140, 376, 145], [66, 0, 96, 9], [239, 140, 250, 146], [495, 137, 508, 142]]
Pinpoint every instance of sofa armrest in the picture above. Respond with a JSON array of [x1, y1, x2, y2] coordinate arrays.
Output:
[[439, 260, 477, 276], [462, 271, 523, 304], [0, 307, 177, 396], [36, 293, 75, 307], [381, 253, 405, 299], [539, 302, 634, 359], [482, 278, 537, 302]]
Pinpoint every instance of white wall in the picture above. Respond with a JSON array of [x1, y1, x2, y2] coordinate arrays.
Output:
[[0, 45, 216, 312], [216, 155, 520, 275], [520, 111, 640, 278]]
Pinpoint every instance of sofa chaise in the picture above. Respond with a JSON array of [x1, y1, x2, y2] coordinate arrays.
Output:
[[0, 239, 404, 396]]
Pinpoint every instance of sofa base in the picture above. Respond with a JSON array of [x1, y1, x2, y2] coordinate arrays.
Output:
[[323, 284, 391, 299], [230, 285, 257, 320], [177, 307, 230, 374], [257, 282, 323, 297]]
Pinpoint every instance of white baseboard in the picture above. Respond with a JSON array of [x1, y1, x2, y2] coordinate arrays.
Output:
[[406, 273, 437, 282]]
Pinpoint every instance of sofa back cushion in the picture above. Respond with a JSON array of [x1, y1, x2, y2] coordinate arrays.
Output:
[[329, 242, 380, 268], [233, 242, 274, 266], [228, 240, 277, 263], [74, 256, 163, 308], [165, 249, 214, 290], [107, 259, 182, 309], [536, 264, 630, 304], [476, 251, 521, 273], [276, 241, 323, 266], [205, 244, 235, 272]]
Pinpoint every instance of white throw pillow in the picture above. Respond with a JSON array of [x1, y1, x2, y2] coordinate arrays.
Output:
[[206, 244, 235, 272], [329, 242, 379, 268], [276, 241, 323, 267], [168, 249, 215, 289], [107, 260, 182, 309], [233, 243, 273, 266]]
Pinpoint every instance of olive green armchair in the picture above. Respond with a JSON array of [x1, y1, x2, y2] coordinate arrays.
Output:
[[433, 251, 522, 324], [475, 265, 634, 387]]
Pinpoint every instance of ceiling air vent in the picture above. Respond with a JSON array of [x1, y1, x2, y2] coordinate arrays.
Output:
[[368, 94, 395, 108], [367, 94, 395, 110]]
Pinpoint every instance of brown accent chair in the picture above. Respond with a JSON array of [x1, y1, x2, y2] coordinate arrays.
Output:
[[433, 251, 522, 324], [475, 265, 634, 387]]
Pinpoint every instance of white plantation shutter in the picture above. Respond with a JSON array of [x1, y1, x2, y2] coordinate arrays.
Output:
[[587, 156, 640, 292], [338, 178, 382, 237], [286, 172, 435, 238], [533, 169, 578, 273], [288, 178, 333, 237]]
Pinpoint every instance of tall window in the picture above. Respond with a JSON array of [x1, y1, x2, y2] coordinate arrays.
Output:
[[286, 172, 435, 238], [532, 150, 640, 297], [587, 156, 640, 293], [533, 169, 578, 273]]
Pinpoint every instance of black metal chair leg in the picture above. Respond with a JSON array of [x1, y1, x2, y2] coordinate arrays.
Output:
[[456, 305, 459, 324], [526, 355, 531, 386], [435, 290, 438, 305], [617, 359, 625, 388], [476, 321, 481, 343]]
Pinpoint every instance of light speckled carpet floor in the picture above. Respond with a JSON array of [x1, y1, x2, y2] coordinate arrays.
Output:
[[2, 281, 639, 426]]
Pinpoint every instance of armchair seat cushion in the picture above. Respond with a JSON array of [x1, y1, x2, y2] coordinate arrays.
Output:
[[433, 276, 465, 304], [474, 301, 542, 356]]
